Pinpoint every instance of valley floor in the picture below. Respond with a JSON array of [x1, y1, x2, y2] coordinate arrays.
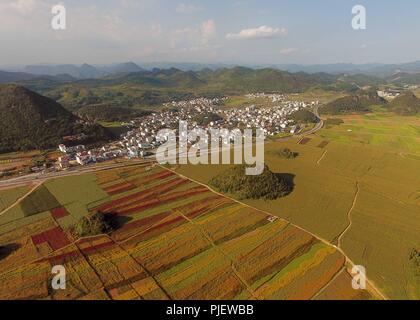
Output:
[[175, 112, 420, 300], [0, 111, 418, 300]]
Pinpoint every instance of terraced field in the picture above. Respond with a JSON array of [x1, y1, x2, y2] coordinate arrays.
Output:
[[0, 165, 377, 300], [175, 112, 420, 300]]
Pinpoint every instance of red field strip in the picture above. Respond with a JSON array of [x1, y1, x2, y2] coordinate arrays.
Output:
[[129, 170, 175, 186], [115, 211, 172, 234], [179, 196, 233, 220], [41, 250, 81, 265], [51, 207, 70, 219], [31, 227, 71, 251], [77, 241, 115, 255], [318, 141, 330, 148], [114, 186, 210, 216], [104, 182, 137, 196], [299, 138, 311, 145], [158, 186, 210, 202], [116, 199, 161, 216], [123, 215, 187, 245], [113, 196, 226, 240], [93, 177, 189, 213]]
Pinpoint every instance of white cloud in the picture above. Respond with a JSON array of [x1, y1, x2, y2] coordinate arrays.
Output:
[[176, 3, 202, 14], [0, 0, 49, 30], [170, 20, 216, 49], [201, 19, 216, 43], [226, 25, 287, 40], [280, 48, 298, 54], [8, 0, 37, 15]]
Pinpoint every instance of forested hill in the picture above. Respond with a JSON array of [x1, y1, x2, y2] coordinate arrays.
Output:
[[321, 89, 386, 115], [0, 85, 111, 153], [388, 91, 420, 115], [15, 67, 354, 112]]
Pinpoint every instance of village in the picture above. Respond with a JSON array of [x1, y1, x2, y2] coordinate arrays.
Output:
[[55, 94, 319, 170]]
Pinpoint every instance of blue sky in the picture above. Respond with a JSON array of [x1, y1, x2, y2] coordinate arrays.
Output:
[[1, 0, 420, 66]]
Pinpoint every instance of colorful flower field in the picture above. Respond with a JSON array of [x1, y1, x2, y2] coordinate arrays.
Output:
[[0, 165, 379, 300]]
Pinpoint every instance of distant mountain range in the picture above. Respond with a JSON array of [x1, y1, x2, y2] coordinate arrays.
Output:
[[0, 70, 76, 84], [3, 60, 420, 79], [22, 62, 145, 79], [1, 64, 420, 124], [131, 60, 420, 77], [272, 61, 420, 77]]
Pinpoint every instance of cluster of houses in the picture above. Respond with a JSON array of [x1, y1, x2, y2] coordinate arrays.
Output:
[[57, 143, 127, 168], [377, 89, 401, 99], [163, 97, 227, 109], [220, 99, 318, 136], [55, 94, 319, 170], [245, 93, 287, 103]]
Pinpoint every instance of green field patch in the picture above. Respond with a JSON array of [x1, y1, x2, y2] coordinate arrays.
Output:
[[126, 192, 214, 221], [46, 174, 108, 204], [156, 246, 229, 293], [19, 185, 60, 217], [55, 214, 77, 230], [0, 186, 30, 212], [0, 205, 25, 226], [0, 211, 52, 235], [250, 242, 326, 290]]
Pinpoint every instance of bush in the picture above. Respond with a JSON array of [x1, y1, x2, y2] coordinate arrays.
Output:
[[290, 109, 319, 123], [269, 148, 298, 159], [73, 211, 118, 238], [210, 164, 293, 200], [325, 118, 344, 126], [193, 113, 223, 126]]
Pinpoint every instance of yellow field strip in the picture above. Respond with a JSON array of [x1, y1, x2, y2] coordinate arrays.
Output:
[[0, 164, 388, 300], [161, 165, 388, 300]]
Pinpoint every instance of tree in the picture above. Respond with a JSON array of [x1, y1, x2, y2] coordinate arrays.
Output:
[[209, 164, 293, 200], [73, 211, 118, 238]]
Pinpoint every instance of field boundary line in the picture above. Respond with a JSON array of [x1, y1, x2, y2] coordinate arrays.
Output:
[[161, 165, 388, 300], [0, 181, 42, 217], [317, 150, 328, 166], [109, 237, 172, 300], [337, 182, 359, 249], [179, 210, 259, 300], [0, 163, 388, 300], [310, 267, 346, 300]]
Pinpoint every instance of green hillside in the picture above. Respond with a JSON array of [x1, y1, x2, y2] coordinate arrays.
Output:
[[322, 89, 386, 115], [0, 85, 112, 153], [20, 68, 340, 114], [9, 67, 390, 121], [388, 91, 420, 115]]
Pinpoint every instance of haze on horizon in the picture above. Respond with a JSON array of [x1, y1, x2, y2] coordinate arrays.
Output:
[[1, 0, 420, 67]]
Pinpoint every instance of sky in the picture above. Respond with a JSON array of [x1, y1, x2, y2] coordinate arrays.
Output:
[[1, 0, 420, 66]]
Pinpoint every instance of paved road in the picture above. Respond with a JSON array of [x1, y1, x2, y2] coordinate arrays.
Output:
[[0, 105, 324, 189], [276, 105, 324, 142], [0, 159, 153, 189]]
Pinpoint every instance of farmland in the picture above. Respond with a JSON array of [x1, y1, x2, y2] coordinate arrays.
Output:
[[175, 111, 420, 300], [0, 164, 378, 300]]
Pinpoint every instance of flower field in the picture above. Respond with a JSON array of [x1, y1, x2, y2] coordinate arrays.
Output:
[[0, 164, 379, 300]]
